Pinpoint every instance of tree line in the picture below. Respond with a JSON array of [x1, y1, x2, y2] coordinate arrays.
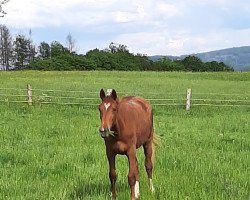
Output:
[[0, 24, 234, 72]]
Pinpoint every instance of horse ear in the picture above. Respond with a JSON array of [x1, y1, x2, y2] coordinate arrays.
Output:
[[111, 89, 117, 100], [100, 89, 105, 101]]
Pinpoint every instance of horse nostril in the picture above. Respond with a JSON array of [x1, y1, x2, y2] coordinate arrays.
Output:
[[99, 128, 110, 133], [99, 128, 105, 133]]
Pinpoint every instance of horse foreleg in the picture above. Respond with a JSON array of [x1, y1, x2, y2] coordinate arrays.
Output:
[[107, 152, 117, 199], [143, 141, 155, 193], [127, 147, 139, 200]]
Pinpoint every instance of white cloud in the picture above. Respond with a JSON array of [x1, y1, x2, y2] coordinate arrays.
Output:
[[156, 2, 182, 18], [1, 0, 250, 55], [3, 0, 139, 28], [113, 28, 250, 56], [2, 0, 182, 28]]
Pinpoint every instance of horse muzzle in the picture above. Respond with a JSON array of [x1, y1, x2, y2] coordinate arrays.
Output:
[[99, 128, 111, 138]]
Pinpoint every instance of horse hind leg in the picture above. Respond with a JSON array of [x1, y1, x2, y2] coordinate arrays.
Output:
[[134, 157, 140, 199], [143, 140, 155, 193]]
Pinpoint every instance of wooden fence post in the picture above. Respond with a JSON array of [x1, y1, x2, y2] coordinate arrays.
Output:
[[27, 84, 32, 105], [186, 88, 192, 111]]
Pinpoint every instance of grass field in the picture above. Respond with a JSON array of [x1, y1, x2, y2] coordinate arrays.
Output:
[[0, 71, 249, 200]]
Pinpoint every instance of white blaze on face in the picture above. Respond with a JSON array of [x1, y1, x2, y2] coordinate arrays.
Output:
[[104, 103, 110, 110], [135, 181, 140, 199]]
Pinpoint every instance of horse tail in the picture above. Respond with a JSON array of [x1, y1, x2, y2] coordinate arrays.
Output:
[[152, 131, 161, 163], [150, 108, 161, 163]]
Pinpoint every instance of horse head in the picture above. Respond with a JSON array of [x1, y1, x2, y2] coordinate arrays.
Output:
[[98, 89, 118, 138]]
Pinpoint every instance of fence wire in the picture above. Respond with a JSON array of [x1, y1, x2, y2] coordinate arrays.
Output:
[[0, 87, 249, 108]]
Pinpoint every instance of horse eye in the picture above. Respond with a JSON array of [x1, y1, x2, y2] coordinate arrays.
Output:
[[112, 108, 117, 112]]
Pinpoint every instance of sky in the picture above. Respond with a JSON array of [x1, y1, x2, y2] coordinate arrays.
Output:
[[1, 0, 250, 56]]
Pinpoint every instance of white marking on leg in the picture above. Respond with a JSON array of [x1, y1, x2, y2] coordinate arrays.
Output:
[[104, 103, 110, 110], [135, 181, 140, 199], [110, 192, 115, 199], [149, 179, 155, 193]]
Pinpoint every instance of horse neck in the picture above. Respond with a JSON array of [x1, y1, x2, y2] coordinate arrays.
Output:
[[112, 99, 126, 135], [112, 114, 119, 134]]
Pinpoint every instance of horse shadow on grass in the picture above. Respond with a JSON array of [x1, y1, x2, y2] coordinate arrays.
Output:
[[69, 180, 128, 200]]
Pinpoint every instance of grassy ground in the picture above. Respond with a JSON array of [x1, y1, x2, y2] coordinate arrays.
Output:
[[0, 71, 249, 200]]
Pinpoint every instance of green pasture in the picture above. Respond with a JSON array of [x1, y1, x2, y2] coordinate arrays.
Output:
[[0, 71, 249, 200]]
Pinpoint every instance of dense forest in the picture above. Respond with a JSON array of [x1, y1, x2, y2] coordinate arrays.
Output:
[[0, 24, 234, 72]]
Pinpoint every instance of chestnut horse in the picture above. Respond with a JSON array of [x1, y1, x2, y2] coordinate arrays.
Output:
[[98, 89, 155, 200]]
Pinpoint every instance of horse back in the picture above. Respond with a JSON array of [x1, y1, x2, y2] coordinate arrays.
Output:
[[117, 96, 153, 147]]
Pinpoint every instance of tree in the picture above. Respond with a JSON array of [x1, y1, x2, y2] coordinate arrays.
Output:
[[66, 33, 76, 53], [109, 42, 117, 53], [51, 41, 69, 57], [27, 29, 36, 63], [181, 55, 203, 71], [0, 0, 9, 17], [0, 24, 13, 70], [153, 57, 184, 71], [13, 34, 30, 69], [108, 42, 129, 53], [38, 41, 50, 59]]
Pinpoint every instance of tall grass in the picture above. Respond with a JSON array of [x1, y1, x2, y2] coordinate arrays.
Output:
[[0, 71, 249, 199]]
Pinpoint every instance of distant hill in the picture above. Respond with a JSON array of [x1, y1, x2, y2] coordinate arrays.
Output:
[[149, 55, 179, 62], [149, 46, 250, 71]]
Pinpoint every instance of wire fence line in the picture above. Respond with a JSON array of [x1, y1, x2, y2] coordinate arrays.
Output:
[[1, 87, 249, 96], [1, 87, 249, 98], [191, 92, 250, 96], [1, 94, 250, 103], [0, 88, 27, 91], [192, 104, 250, 107], [0, 86, 249, 108], [0, 87, 181, 95], [192, 99, 250, 102], [1, 94, 250, 102]]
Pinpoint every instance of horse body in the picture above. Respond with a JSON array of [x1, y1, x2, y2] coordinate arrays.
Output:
[[107, 96, 153, 152], [99, 89, 155, 200]]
